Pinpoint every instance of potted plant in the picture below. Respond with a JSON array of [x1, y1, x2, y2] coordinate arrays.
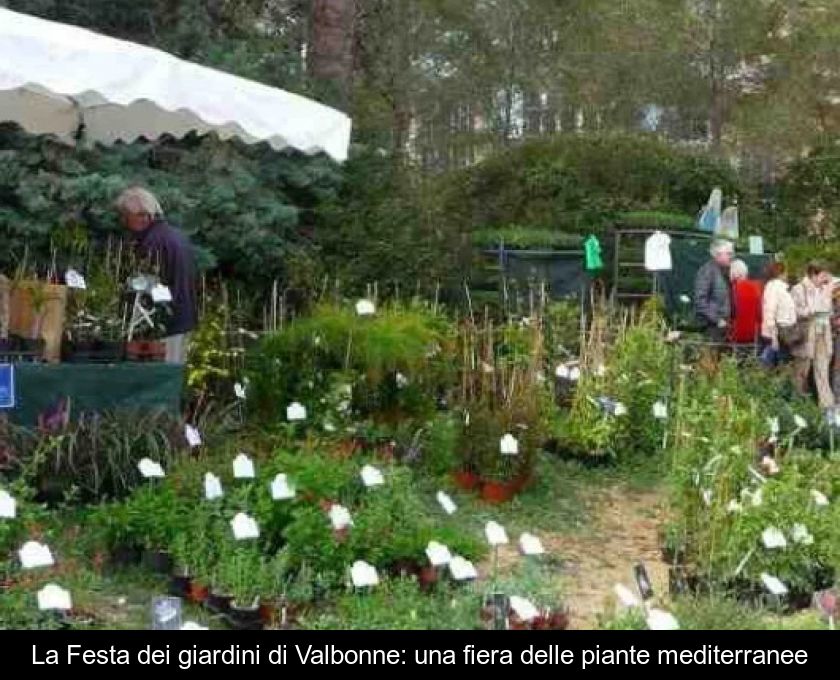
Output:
[[218, 548, 264, 630]]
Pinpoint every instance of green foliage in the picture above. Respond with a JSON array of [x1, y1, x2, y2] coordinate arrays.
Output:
[[615, 211, 696, 230], [471, 227, 584, 250]]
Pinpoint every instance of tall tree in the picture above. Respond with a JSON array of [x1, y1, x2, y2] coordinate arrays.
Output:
[[308, 0, 357, 109]]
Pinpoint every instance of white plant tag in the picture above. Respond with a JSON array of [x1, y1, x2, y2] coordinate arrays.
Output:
[[65, 269, 86, 290], [727, 499, 743, 514], [351, 561, 379, 588], [185, 425, 202, 448], [792, 524, 814, 546], [19, 541, 54, 569], [762, 526, 787, 550], [509, 596, 539, 622], [761, 573, 788, 596], [555, 364, 570, 379], [679, 295, 691, 304], [701, 489, 713, 507], [204, 473, 223, 500], [355, 299, 376, 316], [613, 401, 628, 417], [448, 556, 478, 581], [37, 584, 72, 611], [425, 541, 452, 567], [614, 584, 640, 608], [647, 608, 680, 630], [233, 453, 255, 479], [485, 521, 509, 546], [436, 491, 457, 515], [812, 490, 830, 507], [361, 465, 384, 488], [768, 417, 780, 435], [180, 621, 208, 630], [230, 513, 259, 540], [151, 284, 172, 303], [568, 367, 581, 382], [500, 433, 519, 456], [794, 414, 808, 429], [761, 456, 780, 475], [396, 372, 409, 388], [234, 382, 246, 400], [286, 402, 307, 422], [137, 458, 165, 479], [270, 474, 296, 501], [329, 504, 353, 530], [652, 401, 668, 420], [0, 489, 17, 519], [519, 533, 545, 556]]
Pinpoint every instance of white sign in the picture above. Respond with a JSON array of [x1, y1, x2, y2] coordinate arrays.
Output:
[[184, 425, 202, 448], [355, 299, 376, 316], [232, 453, 255, 479], [509, 596, 539, 623], [448, 556, 478, 581], [794, 414, 808, 430], [361, 465, 385, 488], [701, 489, 713, 507], [647, 608, 680, 631], [812, 490, 830, 507], [569, 367, 582, 382], [749, 236, 764, 256], [614, 584, 640, 608], [792, 524, 814, 546], [679, 294, 691, 304], [519, 533, 545, 556], [351, 561, 379, 588], [436, 491, 457, 516], [234, 382, 246, 400], [485, 521, 509, 547], [37, 584, 72, 611], [19, 541, 54, 569], [396, 372, 409, 389], [270, 474, 296, 501], [500, 434, 519, 456], [761, 573, 788, 596], [329, 504, 353, 531], [151, 284, 173, 303], [204, 472, 223, 500], [652, 401, 668, 420], [286, 402, 307, 422], [230, 513, 259, 540], [0, 489, 17, 519], [613, 402, 628, 417], [762, 526, 787, 550], [425, 541, 452, 567], [65, 269, 86, 290], [768, 417, 780, 435], [137, 458, 165, 479], [555, 364, 570, 379], [727, 499, 743, 514]]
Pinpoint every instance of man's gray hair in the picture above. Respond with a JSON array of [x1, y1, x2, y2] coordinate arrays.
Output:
[[730, 259, 748, 280], [115, 186, 163, 218], [710, 239, 734, 257]]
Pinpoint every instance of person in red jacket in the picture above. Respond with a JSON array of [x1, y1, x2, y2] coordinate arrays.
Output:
[[728, 259, 763, 344]]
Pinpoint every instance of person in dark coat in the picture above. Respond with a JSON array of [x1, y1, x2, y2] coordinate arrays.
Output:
[[116, 186, 198, 364], [694, 239, 735, 343]]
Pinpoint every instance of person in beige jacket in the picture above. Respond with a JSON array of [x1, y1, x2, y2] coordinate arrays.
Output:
[[760, 262, 796, 366], [790, 261, 835, 408]]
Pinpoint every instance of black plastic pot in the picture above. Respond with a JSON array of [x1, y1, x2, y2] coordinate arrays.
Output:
[[142, 549, 173, 575], [227, 602, 263, 631], [62, 340, 125, 364], [110, 544, 142, 569], [206, 591, 233, 614], [169, 572, 193, 599]]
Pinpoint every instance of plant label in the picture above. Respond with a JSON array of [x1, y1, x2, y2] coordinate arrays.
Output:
[[760, 456, 780, 476], [396, 372, 409, 388], [727, 499, 743, 514], [286, 402, 307, 422], [449, 556, 477, 581], [791, 524, 814, 546], [329, 504, 353, 530], [614, 584, 640, 608], [19, 541, 54, 569], [138, 458, 165, 479], [500, 433, 519, 456], [204, 473, 223, 500], [613, 401, 628, 417], [131, 275, 150, 292], [594, 364, 606, 378], [761, 573, 788, 596], [701, 489, 712, 507], [351, 561, 379, 588], [509, 596, 539, 622], [464, 411, 470, 426], [180, 621, 208, 630], [0, 489, 16, 519], [184, 424, 202, 448], [811, 489, 830, 507], [233, 453, 255, 479], [555, 364, 570, 379], [425, 541, 452, 567], [151, 284, 173, 303], [485, 521, 509, 546], [436, 491, 457, 515], [234, 382, 246, 400], [646, 608, 679, 630], [749, 236, 764, 255], [762, 527, 787, 550], [230, 513, 259, 540], [793, 414, 808, 430], [271, 474, 296, 501], [519, 533, 544, 556], [151, 597, 182, 630], [652, 401, 668, 420], [361, 464, 384, 488], [65, 269, 86, 290], [568, 367, 581, 382], [634, 563, 654, 601], [355, 299, 376, 316], [768, 417, 780, 435], [37, 583, 72, 611]]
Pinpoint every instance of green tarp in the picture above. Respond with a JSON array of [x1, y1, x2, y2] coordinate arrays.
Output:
[[9, 363, 184, 426]]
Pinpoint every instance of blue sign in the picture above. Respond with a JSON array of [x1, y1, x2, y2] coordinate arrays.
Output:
[[0, 364, 15, 409]]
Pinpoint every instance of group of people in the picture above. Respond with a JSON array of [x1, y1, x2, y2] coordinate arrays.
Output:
[[695, 240, 838, 409]]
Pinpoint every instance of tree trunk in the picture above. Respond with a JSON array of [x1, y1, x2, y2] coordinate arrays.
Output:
[[309, 0, 357, 109]]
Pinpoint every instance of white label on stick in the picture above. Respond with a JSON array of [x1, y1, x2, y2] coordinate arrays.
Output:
[[232, 453, 255, 479]]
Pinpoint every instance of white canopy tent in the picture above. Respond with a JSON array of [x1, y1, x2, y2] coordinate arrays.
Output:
[[0, 8, 351, 162]]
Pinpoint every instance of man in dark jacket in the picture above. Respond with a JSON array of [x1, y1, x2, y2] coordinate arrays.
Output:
[[116, 186, 198, 364], [694, 239, 734, 343]]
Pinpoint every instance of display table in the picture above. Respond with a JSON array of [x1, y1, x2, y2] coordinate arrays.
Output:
[[8, 362, 184, 426]]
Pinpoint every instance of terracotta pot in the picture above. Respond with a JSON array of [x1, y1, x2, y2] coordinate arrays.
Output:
[[126, 340, 165, 362], [480, 479, 516, 504], [259, 600, 277, 625], [188, 581, 210, 604], [453, 470, 480, 491], [418, 566, 439, 590]]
